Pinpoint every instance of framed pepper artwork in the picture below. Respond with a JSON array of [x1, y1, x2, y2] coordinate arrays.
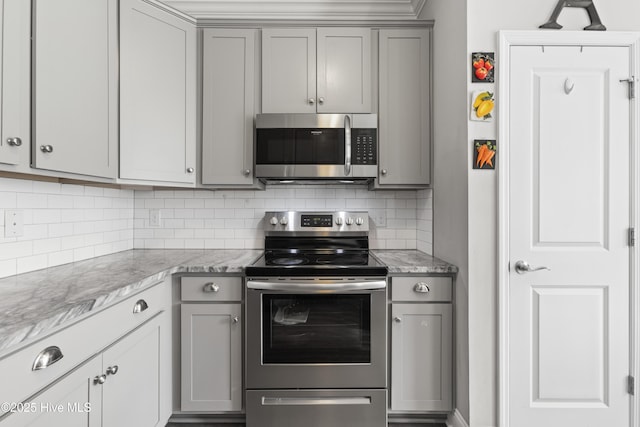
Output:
[[470, 90, 494, 122], [471, 52, 495, 83], [473, 140, 496, 170]]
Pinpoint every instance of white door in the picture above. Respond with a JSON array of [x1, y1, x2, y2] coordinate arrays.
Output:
[[508, 45, 632, 427]]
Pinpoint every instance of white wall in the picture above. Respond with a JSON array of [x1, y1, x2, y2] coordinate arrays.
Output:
[[134, 186, 434, 252], [0, 177, 134, 279], [420, 0, 470, 422], [465, 1, 640, 426]]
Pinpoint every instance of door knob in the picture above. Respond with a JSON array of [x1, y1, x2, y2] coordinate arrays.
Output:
[[514, 260, 550, 275]]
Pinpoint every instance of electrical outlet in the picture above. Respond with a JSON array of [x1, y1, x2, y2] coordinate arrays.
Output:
[[5, 209, 24, 237], [149, 209, 161, 227], [373, 210, 387, 228]]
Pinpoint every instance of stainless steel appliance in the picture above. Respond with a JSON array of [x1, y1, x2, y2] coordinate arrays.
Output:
[[245, 211, 388, 427], [255, 114, 378, 181]]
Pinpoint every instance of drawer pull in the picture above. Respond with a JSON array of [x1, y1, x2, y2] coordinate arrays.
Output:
[[106, 365, 119, 376], [32, 346, 64, 371], [133, 299, 149, 313], [413, 282, 430, 293], [94, 374, 107, 385], [203, 282, 220, 293]]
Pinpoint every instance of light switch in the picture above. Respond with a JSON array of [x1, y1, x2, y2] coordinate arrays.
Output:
[[5, 209, 24, 237]]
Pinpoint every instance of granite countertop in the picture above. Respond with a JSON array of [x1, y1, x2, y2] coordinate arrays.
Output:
[[371, 250, 458, 274], [0, 249, 262, 356]]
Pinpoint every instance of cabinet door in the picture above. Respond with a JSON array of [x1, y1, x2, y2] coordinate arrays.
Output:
[[102, 313, 168, 427], [120, 0, 196, 184], [391, 303, 452, 412], [0, 0, 30, 168], [32, 0, 118, 178], [317, 28, 372, 113], [262, 28, 316, 113], [0, 356, 102, 427], [202, 29, 257, 186], [181, 303, 242, 412], [378, 29, 431, 186]]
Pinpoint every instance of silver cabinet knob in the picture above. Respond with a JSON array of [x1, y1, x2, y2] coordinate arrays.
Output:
[[32, 346, 64, 371], [308, 98, 315, 105], [243, 169, 251, 176], [318, 97, 325, 105], [106, 365, 119, 376], [381, 169, 387, 175], [232, 316, 240, 324], [7, 137, 22, 147], [133, 299, 149, 313], [186, 167, 194, 173], [93, 374, 107, 385], [514, 260, 550, 275], [40, 145, 53, 153], [203, 282, 220, 293], [394, 316, 402, 323], [413, 282, 430, 293]]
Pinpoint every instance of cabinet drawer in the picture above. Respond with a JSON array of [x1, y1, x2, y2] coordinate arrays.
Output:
[[391, 276, 452, 302], [181, 276, 242, 302], [0, 281, 167, 416]]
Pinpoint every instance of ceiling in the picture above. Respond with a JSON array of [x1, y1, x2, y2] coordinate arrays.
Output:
[[159, 0, 428, 21]]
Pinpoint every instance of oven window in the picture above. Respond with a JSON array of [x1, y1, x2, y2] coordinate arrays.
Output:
[[262, 294, 371, 364]]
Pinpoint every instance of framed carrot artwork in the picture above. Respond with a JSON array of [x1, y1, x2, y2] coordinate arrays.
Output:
[[471, 52, 495, 83], [473, 140, 496, 170], [470, 90, 494, 122]]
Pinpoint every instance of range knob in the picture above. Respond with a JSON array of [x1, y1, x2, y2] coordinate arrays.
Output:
[[269, 217, 278, 226], [345, 217, 354, 226], [335, 217, 344, 226], [280, 217, 289, 226], [355, 217, 364, 226]]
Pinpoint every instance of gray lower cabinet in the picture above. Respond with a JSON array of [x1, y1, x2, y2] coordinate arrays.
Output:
[[390, 276, 453, 412], [201, 28, 259, 187], [376, 28, 431, 188], [1, 312, 170, 427], [180, 276, 242, 412]]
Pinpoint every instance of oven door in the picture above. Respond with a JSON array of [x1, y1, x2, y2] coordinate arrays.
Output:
[[246, 279, 387, 389]]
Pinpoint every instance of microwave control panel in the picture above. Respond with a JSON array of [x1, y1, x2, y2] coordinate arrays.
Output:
[[351, 129, 377, 165]]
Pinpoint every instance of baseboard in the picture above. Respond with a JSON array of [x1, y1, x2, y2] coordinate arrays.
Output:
[[446, 409, 469, 427]]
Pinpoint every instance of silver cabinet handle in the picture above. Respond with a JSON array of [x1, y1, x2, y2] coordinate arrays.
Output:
[[318, 97, 325, 105], [106, 365, 119, 376], [32, 346, 64, 371], [7, 137, 22, 147], [514, 260, 550, 275], [394, 316, 402, 323], [413, 282, 430, 293], [186, 167, 194, 173], [344, 115, 352, 176], [133, 299, 149, 313], [243, 169, 251, 176], [381, 169, 387, 175], [308, 98, 315, 105], [203, 282, 219, 293], [232, 316, 239, 324], [40, 145, 53, 153], [93, 374, 107, 385]]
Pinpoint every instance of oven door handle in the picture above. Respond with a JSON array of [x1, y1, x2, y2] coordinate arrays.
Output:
[[246, 280, 386, 292]]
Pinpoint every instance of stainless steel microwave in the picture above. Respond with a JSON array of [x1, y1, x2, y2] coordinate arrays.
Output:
[[255, 113, 378, 181]]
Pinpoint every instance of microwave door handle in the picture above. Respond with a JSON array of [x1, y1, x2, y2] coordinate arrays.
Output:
[[344, 115, 352, 176]]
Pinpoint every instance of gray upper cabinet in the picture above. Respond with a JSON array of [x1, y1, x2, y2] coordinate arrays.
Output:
[[0, 0, 30, 170], [120, 0, 197, 185], [377, 28, 431, 187], [262, 28, 372, 113], [201, 28, 258, 187], [32, 0, 118, 179]]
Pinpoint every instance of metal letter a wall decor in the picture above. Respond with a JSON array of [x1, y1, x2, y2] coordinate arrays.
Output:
[[540, 0, 606, 31]]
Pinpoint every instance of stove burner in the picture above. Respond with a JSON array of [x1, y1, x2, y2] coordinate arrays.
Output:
[[270, 257, 308, 266]]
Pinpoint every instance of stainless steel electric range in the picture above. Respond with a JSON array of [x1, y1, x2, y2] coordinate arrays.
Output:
[[244, 211, 388, 427]]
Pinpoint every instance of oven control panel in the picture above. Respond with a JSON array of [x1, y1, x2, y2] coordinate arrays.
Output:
[[265, 211, 369, 234]]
